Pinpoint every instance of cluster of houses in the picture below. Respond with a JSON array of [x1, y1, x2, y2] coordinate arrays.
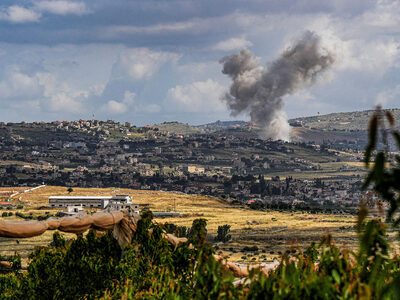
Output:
[[0, 120, 371, 211], [244, 178, 365, 210]]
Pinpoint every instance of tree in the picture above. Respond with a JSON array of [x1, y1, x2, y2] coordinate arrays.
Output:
[[215, 225, 231, 243]]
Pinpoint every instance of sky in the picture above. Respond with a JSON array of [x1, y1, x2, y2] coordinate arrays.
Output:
[[0, 0, 399, 125]]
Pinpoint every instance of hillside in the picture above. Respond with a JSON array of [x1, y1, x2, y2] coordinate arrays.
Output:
[[290, 108, 400, 131], [153, 121, 202, 135], [0, 123, 98, 146], [152, 109, 400, 146], [196, 120, 249, 130]]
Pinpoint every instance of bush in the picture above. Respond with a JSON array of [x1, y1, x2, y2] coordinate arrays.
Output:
[[0, 208, 400, 299], [15, 212, 33, 220], [214, 224, 231, 243], [243, 246, 259, 252]]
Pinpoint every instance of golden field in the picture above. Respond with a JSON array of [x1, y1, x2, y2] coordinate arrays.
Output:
[[0, 186, 397, 262]]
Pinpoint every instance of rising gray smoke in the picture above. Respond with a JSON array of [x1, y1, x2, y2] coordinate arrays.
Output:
[[220, 31, 334, 140]]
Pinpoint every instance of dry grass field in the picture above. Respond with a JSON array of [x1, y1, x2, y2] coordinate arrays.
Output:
[[1, 186, 398, 263]]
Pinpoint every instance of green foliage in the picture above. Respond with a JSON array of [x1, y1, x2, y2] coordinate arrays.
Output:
[[188, 218, 208, 246], [193, 253, 237, 300], [0, 212, 218, 299], [243, 246, 259, 252], [2, 210, 400, 299], [17, 230, 122, 299], [163, 222, 190, 238], [215, 225, 231, 243], [0, 274, 19, 299], [245, 215, 400, 299], [304, 242, 318, 263]]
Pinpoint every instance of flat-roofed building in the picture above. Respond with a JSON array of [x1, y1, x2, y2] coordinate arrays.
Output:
[[184, 165, 205, 174], [49, 195, 132, 209], [107, 201, 140, 214]]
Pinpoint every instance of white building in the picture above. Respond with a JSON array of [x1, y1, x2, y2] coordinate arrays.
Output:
[[49, 195, 132, 209]]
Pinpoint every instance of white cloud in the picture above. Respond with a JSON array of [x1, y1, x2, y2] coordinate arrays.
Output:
[[101, 100, 128, 114], [100, 90, 135, 115], [89, 84, 106, 96], [10, 100, 41, 112], [35, 1, 89, 16], [0, 67, 87, 114], [376, 84, 400, 106], [0, 1, 90, 24], [0, 67, 42, 98], [47, 92, 83, 113], [36, 72, 86, 113], [122, 90, 135, 104], [213, 37, 253, 51], [114, 48, 180, 80], [360, 0, 400, 30], [165, 79, 227, 112], [136, 104, 161, 113], [102, 11, 270, 41], [0, 6, 41, 23], [108, 21, 195, 35], [302, 14, 400, 76]]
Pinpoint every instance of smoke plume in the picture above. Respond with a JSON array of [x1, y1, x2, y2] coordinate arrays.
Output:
[[220, 31, 334, 140]]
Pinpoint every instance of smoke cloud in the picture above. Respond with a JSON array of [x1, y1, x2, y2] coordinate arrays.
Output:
[[220, 31, 334, 140]]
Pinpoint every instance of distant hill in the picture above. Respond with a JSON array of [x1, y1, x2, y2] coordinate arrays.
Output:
[[153, 120, 252, 135], [289, 108, 400, 131], [196, 120, 248, 130], [287, 108, 400, 146], [2, 108, 397, 144], [154, 109, 400, 137], [153, 121, 201, 135]]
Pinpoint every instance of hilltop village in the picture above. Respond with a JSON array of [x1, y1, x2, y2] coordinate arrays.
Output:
[[0, 118, 373, 212]]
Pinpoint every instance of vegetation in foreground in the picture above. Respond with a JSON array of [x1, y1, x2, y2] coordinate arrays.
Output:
[[0, 109, 400, 299], [0, 206, 399, 299]]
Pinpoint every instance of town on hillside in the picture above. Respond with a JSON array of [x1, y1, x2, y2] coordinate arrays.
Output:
[[0, 113, 391, 213]]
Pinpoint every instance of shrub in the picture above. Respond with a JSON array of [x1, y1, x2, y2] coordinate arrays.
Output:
[[215, 224, 231, 243], [243, 246, 259, 252]]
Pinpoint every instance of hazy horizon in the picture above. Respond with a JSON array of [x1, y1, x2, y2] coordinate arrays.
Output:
[[3, 106, 399, 127]]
